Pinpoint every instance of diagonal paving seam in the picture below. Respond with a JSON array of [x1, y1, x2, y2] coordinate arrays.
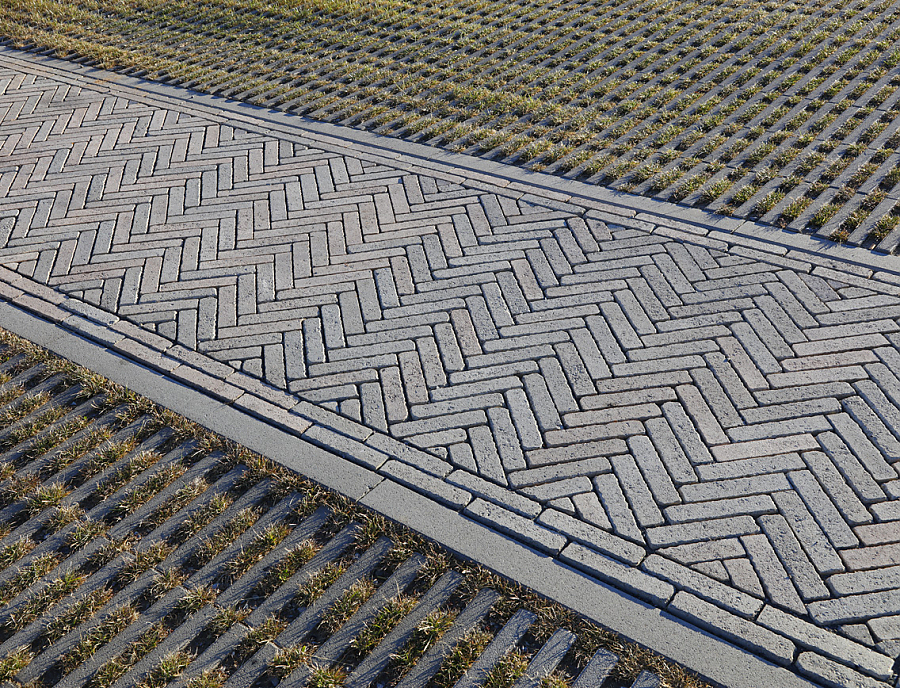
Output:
[[1, 45, 900, 687]]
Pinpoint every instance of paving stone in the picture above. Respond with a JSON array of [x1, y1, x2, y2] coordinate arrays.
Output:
[[643, 554, 762, 618], [758, 606, 894, 681], [646, 516, 760, 549], [593, 472, 644, 543], [772, 490, 844, 576], [508, 457, 611, 488], [681, 474, 791, 502], [795, 652, 893, 688], [464, 499, 566, 554], [645, 417, 697, 484], [798, 454, 872, 528], [560, 542, 673, 605], [855, 522, 900, 546], [742, 533, 806, 615], [670, 592, 795, 665], [302, 424, 388, 470], [520, 476, 593, 502], [380, 460, 471, 509], [759, 514, 830, 601], [364, 433, 451, 477], [711, 435, 819, 461], [447, 469, 541, 518]]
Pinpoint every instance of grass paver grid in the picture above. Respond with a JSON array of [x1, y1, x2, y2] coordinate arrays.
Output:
[[0, 330, 699, 688], [5, 0, 900, 249]]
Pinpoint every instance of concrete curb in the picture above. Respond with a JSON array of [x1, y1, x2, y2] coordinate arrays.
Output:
[[0, 298, 820, 688]]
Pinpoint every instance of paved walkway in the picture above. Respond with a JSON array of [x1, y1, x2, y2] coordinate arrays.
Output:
[[2, 47, 900, 688]]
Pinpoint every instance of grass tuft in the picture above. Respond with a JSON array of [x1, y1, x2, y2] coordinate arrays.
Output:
[[271, 645, 312, 677], [142, 650, 194, 688], [187, 668, 227, 688], [0, 645, 33, 681], [351, 594, 418, 655], [319, 577, 377, 634]]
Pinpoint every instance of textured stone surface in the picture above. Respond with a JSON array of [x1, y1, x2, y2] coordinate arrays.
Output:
[[2, 47, 900, 686]]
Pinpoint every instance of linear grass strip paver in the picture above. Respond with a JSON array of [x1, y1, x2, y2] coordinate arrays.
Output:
[[0, 331, 698, 688]]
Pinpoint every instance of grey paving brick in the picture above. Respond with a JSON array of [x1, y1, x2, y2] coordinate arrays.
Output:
[[728, 415, 833, 442], [771, 489, 843, 575], [690, 367, 743, 428], [627, 435, 680, 507], [794, 333, 891, 358], [670, 592, 795, 665], [581, 387, 677, 410], [741, 533, 806, 615], [645, 417, 697, 484], [806, 319, 900, 342], [467, 424, 506, 485], [609, 453, 664, 527], [662, 402, 714, 464], [397, 349, 428, 404], [754, 382, 856, 406], [612, 355, 705, 377], [595, 370, 692, 393], [657, 539, 744, 565], [676, 383, 729, 445], [666, 494, 778, 523], [409, 393, 505, 421], [446, 469, 540, 517], [566, 490, 610, 529], [380, 459, 471, 509], [760, 514, 830, 601], [364, 432, 450, 477], [544, 420, 644, 446], [508, 457, 611, 489], [717, 335, 769, 391], [817, 432, 886, 505], [584, 313, 626, 364], [731, 321, 779, 374], [561, 542, 674, 606], [392, 410, 487, 439], [522, 372, 562, 432], [593, 472, 643, 543], [409, 428, 467, 449], [464, 498, 566, 554], [538, 356, 577, 413], [724, 557, 765, 598], [521, 476, 593, 501], [843, 389, 900, 462], [681, 473, 792, 502], [855, 522, 900, 546], [487, 406, 526, 472], [564, 403, 662, 427], [643, 554, 762, 618], [795, 651, 892, 688]]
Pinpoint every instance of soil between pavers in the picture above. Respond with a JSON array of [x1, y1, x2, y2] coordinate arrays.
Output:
[[0, 45, 899, 687]]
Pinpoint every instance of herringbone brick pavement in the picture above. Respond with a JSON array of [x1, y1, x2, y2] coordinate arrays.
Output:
[[3, 48, 900, 687]]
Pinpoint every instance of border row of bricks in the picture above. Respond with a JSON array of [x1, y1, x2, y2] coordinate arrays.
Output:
[[3, 46, 900, 687]]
